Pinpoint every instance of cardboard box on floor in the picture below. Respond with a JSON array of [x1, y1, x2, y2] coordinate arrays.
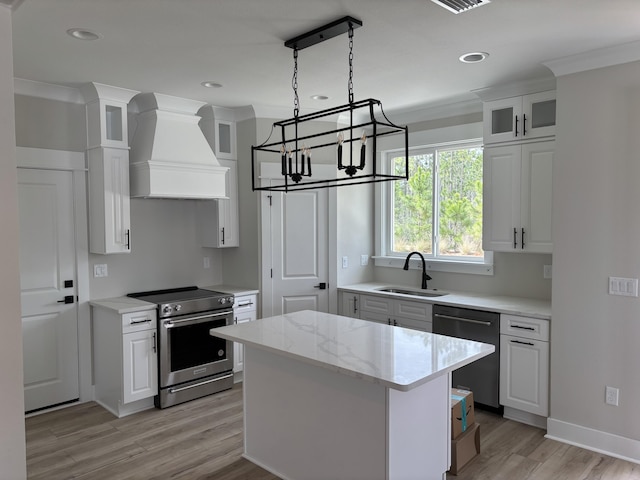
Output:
[[451, 388, 475, 439], [449, 422, 481, 475]]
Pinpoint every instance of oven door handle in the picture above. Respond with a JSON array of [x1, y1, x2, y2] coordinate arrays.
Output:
[[168, 373, 234, 394], [433, 313, 492, 327], [164, 310, 231, 327]]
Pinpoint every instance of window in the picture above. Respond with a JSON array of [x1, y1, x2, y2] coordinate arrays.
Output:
[[383, 140, 487, 266]]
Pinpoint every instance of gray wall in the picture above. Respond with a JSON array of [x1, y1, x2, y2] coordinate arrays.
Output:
[[550, 61, 640, 441], [0, 6, 27, 479]]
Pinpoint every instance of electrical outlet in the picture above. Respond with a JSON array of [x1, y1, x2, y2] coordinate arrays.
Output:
[[342, 256, 349, 269], [543, 265, 552, 279], [605, 386, 619, 406], [360, 254, 369, 266], [203, 256, 210, 269]]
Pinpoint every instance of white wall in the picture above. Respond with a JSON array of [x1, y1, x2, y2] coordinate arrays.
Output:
[[0, 5, 27, 479], [549, 61, 640, 454], [89, 198, 224, 298]]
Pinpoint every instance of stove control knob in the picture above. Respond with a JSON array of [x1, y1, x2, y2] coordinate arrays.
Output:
[[162, 305, 172, 315], [174, 304, 182, 312], [219, 297, 227, 305]]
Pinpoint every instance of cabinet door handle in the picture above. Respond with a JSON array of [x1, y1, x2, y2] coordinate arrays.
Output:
[[515, 114, 519, 137], [125, 229, 130, 250], [221, 227, 225, 245], [130, 318, 152, 325], [353, 296, 358, 314], [511, 339, 534, 346], [152, 332, 157, 353], [523, 113, 527, 136], [521, 228, 525, 249], [513, 227, 518, 249]]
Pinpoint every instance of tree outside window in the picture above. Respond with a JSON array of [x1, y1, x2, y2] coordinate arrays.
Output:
[[390, 144, 483, 260]]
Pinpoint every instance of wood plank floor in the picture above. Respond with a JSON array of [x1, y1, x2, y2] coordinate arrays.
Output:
[[26, 384, 640, 479]]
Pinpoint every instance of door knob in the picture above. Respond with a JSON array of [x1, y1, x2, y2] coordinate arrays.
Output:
[[314, 282, 327, 290]]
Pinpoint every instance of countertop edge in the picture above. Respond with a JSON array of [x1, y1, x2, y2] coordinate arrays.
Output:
[[89, 297, 156, 314], [339, 283, 551, 320]]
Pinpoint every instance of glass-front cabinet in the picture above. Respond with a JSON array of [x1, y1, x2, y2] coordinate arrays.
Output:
[[483, 91, 556, 144]]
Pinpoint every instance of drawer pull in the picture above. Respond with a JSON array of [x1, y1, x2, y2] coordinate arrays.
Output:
[[511, 325, 535, 331], [511, 339, 534, 346], [238, 302, 253, 307], [130, 318, 152, 325]]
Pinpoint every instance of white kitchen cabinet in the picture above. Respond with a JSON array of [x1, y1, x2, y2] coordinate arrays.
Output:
[[499, 314, 549, 418], [359, 294, 432, 332], [82, 82, 139, 254], [198, 159, 239, 248], [92, 306, 158, 417], [88, 147, 131, 254], [233, 293, 257, 376], [339, 291, 360, 318], [483, 141, 554, 253], [483, 91, 556, 144]]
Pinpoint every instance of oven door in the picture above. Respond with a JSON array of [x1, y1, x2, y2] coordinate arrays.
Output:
[[159, 309, 233, 388]]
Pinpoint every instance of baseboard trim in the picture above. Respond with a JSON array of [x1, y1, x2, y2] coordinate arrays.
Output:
[[546, 418, 640, 465], [503, 406, 547, 430]]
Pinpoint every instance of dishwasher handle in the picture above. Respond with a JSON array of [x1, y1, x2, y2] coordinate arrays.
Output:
[[433, 313, 492, 327]]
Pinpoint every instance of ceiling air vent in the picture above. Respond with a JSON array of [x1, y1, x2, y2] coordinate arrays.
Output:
[[430, 0, 490, 14]]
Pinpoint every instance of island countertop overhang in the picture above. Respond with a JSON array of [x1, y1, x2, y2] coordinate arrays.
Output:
[[213, 310, 494, 392]]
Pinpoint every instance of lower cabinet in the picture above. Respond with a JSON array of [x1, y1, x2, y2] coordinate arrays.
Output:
[[499, 314, 550, 418], [233, 294, 258, 377], [93, 307, 158, 417], [339, 291, 360, 318], [359, 294, 432, 332]]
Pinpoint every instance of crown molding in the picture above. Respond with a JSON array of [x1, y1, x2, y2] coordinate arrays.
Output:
[[544, 40, 640, 77], [14, 78, 84, 104], [472, 77, 556, 102]]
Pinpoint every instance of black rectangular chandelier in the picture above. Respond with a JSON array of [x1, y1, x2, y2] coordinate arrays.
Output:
[[251, 16, 409, 192]]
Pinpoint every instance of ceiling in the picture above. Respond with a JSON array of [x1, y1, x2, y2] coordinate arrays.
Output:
[[10, 0, 640, 115]]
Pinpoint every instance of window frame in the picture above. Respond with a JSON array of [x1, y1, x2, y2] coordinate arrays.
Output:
[[374, 132, 493, 276]]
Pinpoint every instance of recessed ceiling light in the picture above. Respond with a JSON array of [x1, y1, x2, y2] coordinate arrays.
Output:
[[201, 81, 223, 88], [66, 28, 101, 41], [310, 95, 329, 101], [459, 52, 489, 64]]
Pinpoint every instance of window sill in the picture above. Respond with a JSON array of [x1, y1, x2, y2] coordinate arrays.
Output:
[[372, 255, 494, 275]]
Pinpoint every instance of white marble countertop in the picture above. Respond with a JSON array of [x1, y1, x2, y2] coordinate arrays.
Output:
[[213, 310, 494, 392], [339, 282, 551, 319], [89, 296, 155, 314]]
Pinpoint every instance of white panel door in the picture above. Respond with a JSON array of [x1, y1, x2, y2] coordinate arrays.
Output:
[[18, 168, 79, 412], [264, 189, 329, 317]]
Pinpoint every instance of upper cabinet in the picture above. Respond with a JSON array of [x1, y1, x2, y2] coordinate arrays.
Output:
[[483, 141, 554, 253], [198, 106, 240, 248], [483, 91, 556, 145], [82, 83, 139, 254]]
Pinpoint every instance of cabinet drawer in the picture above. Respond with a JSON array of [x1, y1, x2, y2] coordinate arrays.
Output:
[[360, 295, 393, 315], [234, 294, 257, 314], [122, 309, 157, 334], [394, 300, 432, 322], [500, 314, 549, 341]]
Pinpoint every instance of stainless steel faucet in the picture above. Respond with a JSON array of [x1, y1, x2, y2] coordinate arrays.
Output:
[[402, 251, 432, 289]]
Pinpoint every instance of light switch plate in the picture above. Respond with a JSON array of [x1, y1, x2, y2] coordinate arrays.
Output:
[[94, 264, 108, 278], [360, 254, 369, 266], [608, 277, 638, 297], [543, 265, 552, 279], [342, 256, 349, 269]]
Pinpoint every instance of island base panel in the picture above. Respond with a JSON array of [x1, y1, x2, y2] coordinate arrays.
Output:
[[242, 346, 449, 480]]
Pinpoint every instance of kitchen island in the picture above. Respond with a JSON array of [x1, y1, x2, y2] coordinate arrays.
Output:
[[213, 310, 494, 480]]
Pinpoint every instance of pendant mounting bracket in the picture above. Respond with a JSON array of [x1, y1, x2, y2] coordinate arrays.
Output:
[[284, 16, 363, 51]]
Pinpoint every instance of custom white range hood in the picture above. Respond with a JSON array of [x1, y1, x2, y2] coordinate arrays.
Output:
[[129, 92, 228, 199]]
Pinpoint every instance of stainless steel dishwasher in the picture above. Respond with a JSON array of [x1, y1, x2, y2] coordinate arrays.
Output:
[[432, 304, 501, 410]]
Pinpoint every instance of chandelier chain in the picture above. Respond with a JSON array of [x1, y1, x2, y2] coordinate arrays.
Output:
[[293, 48, 300, 117], [348, 25, 354, 104]]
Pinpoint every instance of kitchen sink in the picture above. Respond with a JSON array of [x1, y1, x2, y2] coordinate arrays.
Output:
[[376, 287, 448, 298]]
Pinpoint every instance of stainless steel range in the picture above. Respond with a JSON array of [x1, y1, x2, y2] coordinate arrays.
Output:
[[128, 286, 234, 409]]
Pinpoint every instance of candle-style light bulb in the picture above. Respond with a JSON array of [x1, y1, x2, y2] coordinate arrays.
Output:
[[301, 144, 306, 175], [337, 133, 344, 169], [307, 147, 312, 176], [359, 132, 367, 169], [281, 144, 287, 176], [287, 148, 293, 176]]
